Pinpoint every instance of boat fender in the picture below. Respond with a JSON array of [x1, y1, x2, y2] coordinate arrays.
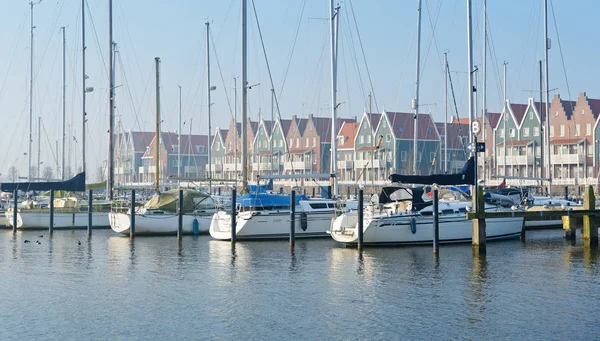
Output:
[[192, 218, 199, 235], [410, 217, 417, 234], [300, 213, 308, 231]]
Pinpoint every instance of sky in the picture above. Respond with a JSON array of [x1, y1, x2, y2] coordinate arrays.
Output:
[[0, 0, 598, 180]]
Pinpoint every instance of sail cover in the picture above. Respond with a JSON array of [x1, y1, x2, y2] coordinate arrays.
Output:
[[388, 157, 475, 186], [1, 172, 86, 192], [144, 189, 215, 213]]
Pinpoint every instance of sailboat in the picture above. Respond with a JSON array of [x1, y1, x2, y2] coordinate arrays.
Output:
[[209, 0, 341, 241], [329, 0, 524, 246], [5, 1, 111, 230], [108, 57, 216, 236]]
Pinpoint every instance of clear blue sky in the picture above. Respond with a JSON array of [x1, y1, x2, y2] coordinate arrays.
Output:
[[0, 0, 598, 179]]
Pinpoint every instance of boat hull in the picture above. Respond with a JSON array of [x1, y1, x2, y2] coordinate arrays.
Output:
[[5, 210, 110, 229], [210, 210, 334, 240], [330, 213, 523, 245], [109, 212, 211, 236]]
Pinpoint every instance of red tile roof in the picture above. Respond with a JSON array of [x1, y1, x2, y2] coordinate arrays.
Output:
[[550, 138, 584, 145], [337, 122, 359, 149]]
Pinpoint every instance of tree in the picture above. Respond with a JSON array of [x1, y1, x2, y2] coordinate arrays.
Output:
[[42, 166, 53, 180], [29, 166, 38, 179], [63, 166, 73, 179], [96, 166, 105, 182], [7, 166, 19, 181]]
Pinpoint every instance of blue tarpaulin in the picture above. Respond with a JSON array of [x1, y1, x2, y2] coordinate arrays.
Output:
[[1, 172, 86, 192]]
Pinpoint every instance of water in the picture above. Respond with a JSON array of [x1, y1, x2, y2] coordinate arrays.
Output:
[[1, 229, 599, 340]]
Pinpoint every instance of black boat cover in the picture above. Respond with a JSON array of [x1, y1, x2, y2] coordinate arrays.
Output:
[[1, 172, 86, 192], [378, 186, 431, 211], [388, 157, 475, 186]]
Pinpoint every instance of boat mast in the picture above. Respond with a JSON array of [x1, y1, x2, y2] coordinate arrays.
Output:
[[330, 0, 340, 198], [155, 57, 161, 193], [29, 1, 41, 181], [444, 52, 448, 173], [412, 0, 422, 175], [61, 26, 66, 180], [482, 0, 487, 182], [82, 0, 87, 176], [467, 0, 475, 162], [233, 77, 238, 181], [178, 85, 182, 183], [206, 21, 213, 193], [270, 88, 274, 176], [539, 60, 543, 180], [37, 116, 41, 179], [544, 0, 551, 196], [107, 0, 115, 199], [503, 62, 507, 176], [241, 0, 248, 190]]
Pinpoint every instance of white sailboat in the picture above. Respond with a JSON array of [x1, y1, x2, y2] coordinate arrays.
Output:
[[209, 0, 341, 240], [329, 0, 524, 246]]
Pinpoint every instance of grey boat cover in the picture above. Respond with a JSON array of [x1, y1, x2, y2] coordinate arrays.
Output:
[[144, 189, 215, 213]]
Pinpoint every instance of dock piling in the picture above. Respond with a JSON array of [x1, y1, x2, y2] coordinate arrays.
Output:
[[472, 186, 486, 254], [130, 190, 135, 238], [582, 185, 598, 245], [12, 189, 17, 232], [290, 190, 296, 246], [358, 189, 364, 249], [433, 188, 439, 253], [231, 188, 237, 242], [49, 190, 54, 234], [177, 189, 183, 239], [87, 189, 93, 237]]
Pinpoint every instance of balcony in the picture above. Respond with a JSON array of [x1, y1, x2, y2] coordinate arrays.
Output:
[[284, 161, 310, 170], [252, 163, 272, 171], [223, 163, 242, 172], [551, 153, 583, 165], [337, 160, 354, 169], [496, 155, 534, 166]]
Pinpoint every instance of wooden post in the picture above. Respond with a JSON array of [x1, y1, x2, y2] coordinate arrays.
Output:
[[12, 189, 17, 232], [312, 187, 315, 198], [231, 188, 236, 242], [290, 190, 295, 246], [433, 188, 439, 253], [582, 185, 598, 245], [130, 189, 135, 238], [177, 189, 183, 239], [327, 185, 332, 199], [357, 189, 364, 249], [472, 186, 486, 253], [87, 189, 93, 237], [49, 189, 54, 234], [562, 214, 577, 241], [346, 186, 350, 200]]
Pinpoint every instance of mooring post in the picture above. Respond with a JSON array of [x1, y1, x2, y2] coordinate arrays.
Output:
[[12, 189, 17, 232], [130, 189, 135, 238], [354, 186, 358, 199], [218, 187, 221, 196], [312, 187, 315, 198], [472, 186, 486, 254], [346, 186, 350, 200], [433, 188, 439, 253], [231, 188, 237, 242], [564, 186, 568, 201], [290, 190, 296, 246], [49, 189, 54, 234], [177, 189, 183, 239], [582, 185, 598, 246], [328, 185, 332, 199], [87, 189, 93, 237], [357, 189, 364, 250]]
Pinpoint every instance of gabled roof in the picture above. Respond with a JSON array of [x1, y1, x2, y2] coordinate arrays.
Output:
[[130, 131, 155, 153], [588, 99, 600, 118], [550, 138, 584, 145], [452, 113, 501, 131], [435, 123, 469, 150], [261, 120, 275, 137], [383, 111, 439, 140], [336, 122, 359, 149], [509, 103, 528, 125], [143, 132, 209, 157], [279, 119, 293, 136], [310, 115, 356, 142], [367, 113, 381, 132], [211, 129, 228, 148]]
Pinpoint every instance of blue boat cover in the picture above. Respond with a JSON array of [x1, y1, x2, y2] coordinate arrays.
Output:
[[238, 193, 309, 208], [1, 172, 86, 192]]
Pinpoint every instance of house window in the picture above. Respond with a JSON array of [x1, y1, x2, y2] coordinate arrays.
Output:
[[509, 129, 515, 137], [172, 145, 179, 153], [296, 138, 299, 148], [366, 135, 371, 143], [279, 140, 283, 148], [172, 159, 178, 166], [586, 123, 592, 136], [289, 138, 293, 147], [359, 136, 364, 144], [575, 124, 581, 136], [588, 145, 593, 156], [536, 146, 541, 156], [197, 146, 205, 153], [523, 128, 529, 137], [533, 127, 539, 136], [216, 143, 220, 151], [386, 134, 391, 142], [560, 125, 565, 137], [306, 137, 309, 147], [427, 127, 432, 135], [550, 126, 554, 137], [588, 166, 594, 177], [401, 151, 407, 161], [417, 152, 422, 162], [312, 137, 316, 147], [499, 128, 505, 137]]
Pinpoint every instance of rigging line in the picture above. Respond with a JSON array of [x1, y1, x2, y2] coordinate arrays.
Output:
[[347, 0, 378, 113], [85, 1, 109, 84], [550, 0, 574, 111], [420, 0, 444, 81], [33, 0, 67, 82], [277, 0, 306, 103], [36, 34, 62, 121], [341, 11, 368, 108], [302, 27, 329, 111], [214, 0, 236, 43], [116, 1, 147, 102], [486, 16, 505, 109], [120, 56, 152, 133], [446, 60, 468, 157], [0, 11, 29, 102], [210, 30, 234, 118], [41, 119, 58, 171]]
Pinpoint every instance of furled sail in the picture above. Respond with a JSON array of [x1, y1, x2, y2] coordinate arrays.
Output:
[[388, 157, 475, 186]]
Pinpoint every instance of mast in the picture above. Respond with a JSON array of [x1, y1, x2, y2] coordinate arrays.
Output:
[[61, 26, 66, 180], [29, 1, 41, 181], [539, 60, 543, 179], [206, 21, 213, 193], [467, 0, 475, 155], [503, 62, 507, 176], [444, 52, 448, 173], [107, 0, 115, 199], [544, 0, 551, 195], [330, 0, 340, 197], [233, 77, 238, 180], [270, 88, 274, 176], [178, 85, 182, 182], [482, 0, 487, 182], [37, 116, 41, 179], [241, 0, 248, 190], [82, 0, 87, 176], [155, 57, 161, 193], [412, 0, 422, 175]]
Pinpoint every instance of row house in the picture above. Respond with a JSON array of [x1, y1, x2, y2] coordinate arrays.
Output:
[[140, 132, 209, 183], [336, 121, 359, 182], [209, 129, 228, 179], [217, 118, 258, 180], [436, 122, 470, 174], [353, 113, 381, 182], [114, 130, 154, 184]]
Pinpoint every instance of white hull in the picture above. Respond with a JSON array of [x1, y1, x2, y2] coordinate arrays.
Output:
[[109, 212, 211, 236], [5, 210, 110, 229], [330, 211, 523, 245], [210, 210, 334, 240]]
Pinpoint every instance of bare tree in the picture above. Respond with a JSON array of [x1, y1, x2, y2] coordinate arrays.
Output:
[[63, 166, 73, 179], [7, 166, 19, 181], [42, 166, 53, 180], [96, 166, 105, 182], [29, 166, 38, 179]]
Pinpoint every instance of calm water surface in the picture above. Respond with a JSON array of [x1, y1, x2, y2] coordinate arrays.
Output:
[[1, 228, 599, 340]]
